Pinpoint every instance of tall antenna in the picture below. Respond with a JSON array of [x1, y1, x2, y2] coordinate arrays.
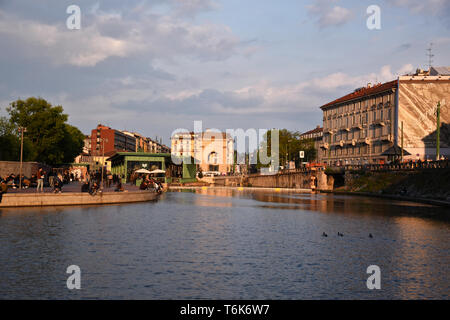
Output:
[[426, 43, 434, 70]]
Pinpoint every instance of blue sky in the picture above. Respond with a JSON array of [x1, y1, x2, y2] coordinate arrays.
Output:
[[0, 0, 449, 144]]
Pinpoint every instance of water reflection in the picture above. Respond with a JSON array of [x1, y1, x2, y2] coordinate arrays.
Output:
[[172, 188, 450, 222], [0, 190, 449, 299]]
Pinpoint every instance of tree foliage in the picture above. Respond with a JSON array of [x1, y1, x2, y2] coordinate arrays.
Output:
[[257, 129, 317, 169], [1, 97, 84, 165]]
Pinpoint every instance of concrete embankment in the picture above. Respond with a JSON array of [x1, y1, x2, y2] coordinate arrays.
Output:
[[212, 170, 332, 190], [340, 168, 450, 206], [0, 191, 158, 208]]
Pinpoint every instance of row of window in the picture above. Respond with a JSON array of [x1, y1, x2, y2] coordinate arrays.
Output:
[[324, 108, 392, 130], [327, 125, 391, 142], [323, 93, 393, 117], [322, 143, 387, 156]]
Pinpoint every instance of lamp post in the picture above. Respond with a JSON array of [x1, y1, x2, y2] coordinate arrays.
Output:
[[99, 137, 108, 190], [436, 101, 440, 161], [18, 127, 27, 190], [401, 121, 404, 163], [287, 139, 292, 169]]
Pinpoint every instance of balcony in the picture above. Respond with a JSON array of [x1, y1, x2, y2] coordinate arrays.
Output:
[[381, 134, 393, 142], [320, 142, 329, 149], [351, 123, 363, 130], [373, 119, 385, 126], [339, 125, 350, 132], [358, 137, 371, 145]]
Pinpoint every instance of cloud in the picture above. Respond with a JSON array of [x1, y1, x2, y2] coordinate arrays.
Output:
[[307, 0, 354, 28], [0, 4, 240, 67], [387, 0, 450, 15], [170, 0, 218, 17], [387, 0, 450, 27]]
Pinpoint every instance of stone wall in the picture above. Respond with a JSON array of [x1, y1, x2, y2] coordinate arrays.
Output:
[[0, 190, 157, 207], [212, 171, 334, 190], [0, 161, 49, 178]]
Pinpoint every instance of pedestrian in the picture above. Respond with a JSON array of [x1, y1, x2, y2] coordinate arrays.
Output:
[[0, 178, 8, 203], [37, 168, 44, 193], [107, 172, 113, 188], [49, 170, 54, 188]]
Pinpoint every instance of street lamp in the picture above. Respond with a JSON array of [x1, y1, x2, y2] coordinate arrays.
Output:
[[18, 127, 27, 190], [99, 137, 108, 190]]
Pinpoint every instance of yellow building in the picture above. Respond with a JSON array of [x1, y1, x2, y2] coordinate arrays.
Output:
[[319, 69, 450, 165], [171, 130, 234, 175]]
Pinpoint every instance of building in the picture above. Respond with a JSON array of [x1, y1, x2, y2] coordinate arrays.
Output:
[[82, 135, 91, 155], [107, 152, 196, 183], [91, 124, 136, 155], [171, 129, 234, 174], [319, 68, 450, 165], [148, 138, 171, 154], [300, 126, 323, 162]]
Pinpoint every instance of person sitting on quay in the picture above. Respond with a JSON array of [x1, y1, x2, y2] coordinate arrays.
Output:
[[140, 179, 150, 190], [53, 175, 63, 193], [81, 181, 90, 193], [89, 181, 100, 195], [115, 181, 124, 192], [0, 178, 8, 203]]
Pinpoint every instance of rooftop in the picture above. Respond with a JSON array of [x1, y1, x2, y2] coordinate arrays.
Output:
[[320, 80, 398, 110], [301, 126, 323, 136], [430, 66, 450, 76]]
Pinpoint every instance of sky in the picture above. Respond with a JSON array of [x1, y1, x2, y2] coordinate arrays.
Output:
[[0, 0, 449, 145]]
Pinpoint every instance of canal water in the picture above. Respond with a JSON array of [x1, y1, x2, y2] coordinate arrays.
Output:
[[0, 189, 449, 299]]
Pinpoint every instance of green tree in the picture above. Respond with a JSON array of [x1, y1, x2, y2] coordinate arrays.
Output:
[[0, 115, 37, 161], [257, 129, 317, 170], [6, 97, 83, 165], [61, 124, 85, 163]]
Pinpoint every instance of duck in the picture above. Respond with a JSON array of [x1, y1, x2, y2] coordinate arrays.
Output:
[[369, 233, 373, 238], [338, 232, 344, 237], [322, 232, 328, 237]]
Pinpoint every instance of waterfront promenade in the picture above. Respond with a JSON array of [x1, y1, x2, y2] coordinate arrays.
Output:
[[0, 182, 158, 208]]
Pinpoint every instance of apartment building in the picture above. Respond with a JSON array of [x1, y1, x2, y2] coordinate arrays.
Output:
[[319, 68, 450, 165], [300, 126, 323, 162], [91, 124, 136, 155]]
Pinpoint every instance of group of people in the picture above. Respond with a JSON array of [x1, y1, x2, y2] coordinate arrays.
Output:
[[139, 177, 163, 193], [81, 170, 125, 195], [1, 167, 164, 201]]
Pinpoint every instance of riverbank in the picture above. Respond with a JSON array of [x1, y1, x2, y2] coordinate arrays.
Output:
[[168, 186, 312, 193], [0, 189, 158, 208], [335, 168, 450, 207], [319, 189, 450, 207]]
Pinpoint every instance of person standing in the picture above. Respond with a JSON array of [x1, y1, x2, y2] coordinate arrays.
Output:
[[37, 168, 44, 193]]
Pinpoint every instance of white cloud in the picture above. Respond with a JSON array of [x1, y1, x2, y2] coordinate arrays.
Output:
[[0, 5, 240, 67], [171, 0, 218, 17], [307, 0, 354, 28], [64, 65, 406, 120], [397, 64, 414, 75], [387, 0, 450, 15]]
